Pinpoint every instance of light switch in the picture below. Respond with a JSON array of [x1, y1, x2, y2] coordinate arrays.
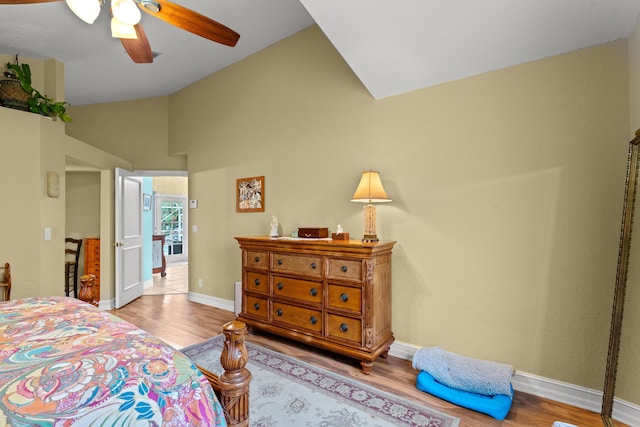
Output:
[[192, 225, 198, 233], [189, 199, 198, 209], [44, 227, 51, 241]]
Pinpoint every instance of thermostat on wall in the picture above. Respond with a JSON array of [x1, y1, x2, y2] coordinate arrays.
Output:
[[189, 199, 198, 209]]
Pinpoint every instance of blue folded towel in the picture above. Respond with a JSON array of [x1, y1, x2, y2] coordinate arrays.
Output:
[[412, 347, 514, 397], [416, 371, 513, 420]]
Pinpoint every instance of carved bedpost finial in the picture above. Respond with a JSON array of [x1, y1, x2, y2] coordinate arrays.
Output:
[[221, 320, 250, 372], [78, 274, 98, 307], [219, 320, 251, 426]]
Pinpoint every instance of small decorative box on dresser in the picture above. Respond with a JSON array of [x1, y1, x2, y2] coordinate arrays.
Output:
[[83, 237, 100, 305], [235, 236, 396, 374]]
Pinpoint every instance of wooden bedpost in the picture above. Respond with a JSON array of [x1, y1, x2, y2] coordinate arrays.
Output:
[[78, 274, 98, 307], [198, 320, 251, 427]]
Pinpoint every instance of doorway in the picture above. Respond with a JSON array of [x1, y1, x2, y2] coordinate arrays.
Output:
[[155, 195, 187, 264], [141, 173, 189, 295]]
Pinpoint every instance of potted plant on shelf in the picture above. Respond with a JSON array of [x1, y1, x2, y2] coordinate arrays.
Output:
[[1, 57, 72, 122]]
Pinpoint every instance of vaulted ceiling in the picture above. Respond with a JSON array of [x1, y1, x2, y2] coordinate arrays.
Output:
[[0, 0, 639, 106]]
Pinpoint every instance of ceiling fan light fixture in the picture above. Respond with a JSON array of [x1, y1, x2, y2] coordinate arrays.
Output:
[[112, 0, 141, 25], [111, 17, 138, 39], [65, 0, 103, 24]]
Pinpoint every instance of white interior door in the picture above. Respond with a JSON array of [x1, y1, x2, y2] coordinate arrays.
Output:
[[115, 168, 143, 308]]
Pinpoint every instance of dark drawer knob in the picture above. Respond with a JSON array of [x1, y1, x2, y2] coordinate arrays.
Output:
[[254, 256, 260, 262], [254, 278, 261, 286], [340, 323, 348, 332], [277, 282, 284, 290], [276, 308, 283, 316], [253, 303, 260, 310], [340, 293, 349, 302], [341, 265, 348, 273], [277, 259, 283, 265], [309, 316, 317, 325], [310, 262, 317, 270], [310, 288, 318, 297]]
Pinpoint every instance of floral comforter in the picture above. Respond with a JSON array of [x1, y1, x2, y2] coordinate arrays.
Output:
[[0, 297, 226, 426]]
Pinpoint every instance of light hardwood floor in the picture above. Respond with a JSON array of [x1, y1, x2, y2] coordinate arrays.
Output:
[[109, 294, 623, 427], [143, 263, 188, 295]]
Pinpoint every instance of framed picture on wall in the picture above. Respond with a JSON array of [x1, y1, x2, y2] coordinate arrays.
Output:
[[143, 193, 152, 211], [236, 176, 265, 212]]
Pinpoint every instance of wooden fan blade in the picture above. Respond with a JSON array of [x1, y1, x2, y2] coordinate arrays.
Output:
[[120, 24, 153, 63], [0, 0, 61, 3], [139, 0, 239, 47]]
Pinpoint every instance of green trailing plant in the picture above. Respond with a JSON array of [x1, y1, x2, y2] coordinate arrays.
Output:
[[4, 60, 72, 122]]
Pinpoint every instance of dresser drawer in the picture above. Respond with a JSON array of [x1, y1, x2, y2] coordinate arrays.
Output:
[[272, 253, 323, 277], [327, 258, 362, 282], [245, 271, 268, 295], [327, 284, 362, 313], [246, 250, 268, 269], [273, 275, 322, 304], [327, 314, 362, 344], [244, 295, 268, 321], [272, 302, 322, 334]]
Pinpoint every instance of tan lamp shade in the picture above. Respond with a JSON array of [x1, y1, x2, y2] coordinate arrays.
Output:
[[351, 171, 390, 242], [351, 171, 391, 203]]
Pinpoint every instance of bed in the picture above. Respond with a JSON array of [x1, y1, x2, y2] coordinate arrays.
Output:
[[0, 296, 250, 426]]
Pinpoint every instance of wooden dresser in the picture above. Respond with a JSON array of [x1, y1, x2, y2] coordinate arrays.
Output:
[[83, 237, 100, 304], [236, 236, 395, 374]]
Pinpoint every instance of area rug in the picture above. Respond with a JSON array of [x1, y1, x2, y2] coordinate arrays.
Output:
[[181, 336, 460, 427]]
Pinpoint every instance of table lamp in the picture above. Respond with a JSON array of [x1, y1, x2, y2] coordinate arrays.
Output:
[[351, 170, 391, 242]]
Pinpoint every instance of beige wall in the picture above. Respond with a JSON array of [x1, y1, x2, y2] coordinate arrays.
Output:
[[153, 176, 188, 195], [168, 26, 631, 394], [67, 97, 186, 171], [66, 171, 101, 275], [0, 108, 46, 298], [1, 54, 133, 302], [66, 172, 100, 240], [0, 108, 130, 299]]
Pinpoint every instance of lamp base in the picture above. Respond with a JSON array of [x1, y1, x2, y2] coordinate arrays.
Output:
[[362, 234, 379, 243]]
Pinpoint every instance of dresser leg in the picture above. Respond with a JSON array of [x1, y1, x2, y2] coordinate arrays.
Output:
[[360, 361, 374, 375], [380, 347, 390, 359]]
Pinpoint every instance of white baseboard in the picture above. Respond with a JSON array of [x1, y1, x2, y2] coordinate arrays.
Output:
[[187, 291, 235, 312], [612, 399, 640, 427], [99, 298, 114, 310], [389, 340, 639, 426], [510, 371, 603, 412]]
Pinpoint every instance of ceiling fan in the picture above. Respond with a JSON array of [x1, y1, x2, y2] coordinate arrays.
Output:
[[0, 0, 240, 64]]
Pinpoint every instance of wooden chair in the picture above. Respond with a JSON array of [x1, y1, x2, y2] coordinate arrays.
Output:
[[0, 262, 11, 301], [65, 238, 82, 298]]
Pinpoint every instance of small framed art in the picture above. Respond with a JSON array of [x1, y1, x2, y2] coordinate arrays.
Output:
[[236, 176, 265, 212], [143, 194, 152, 211]]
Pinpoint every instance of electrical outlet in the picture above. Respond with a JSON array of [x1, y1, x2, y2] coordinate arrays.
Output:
[[198, 278, 203, 288]]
